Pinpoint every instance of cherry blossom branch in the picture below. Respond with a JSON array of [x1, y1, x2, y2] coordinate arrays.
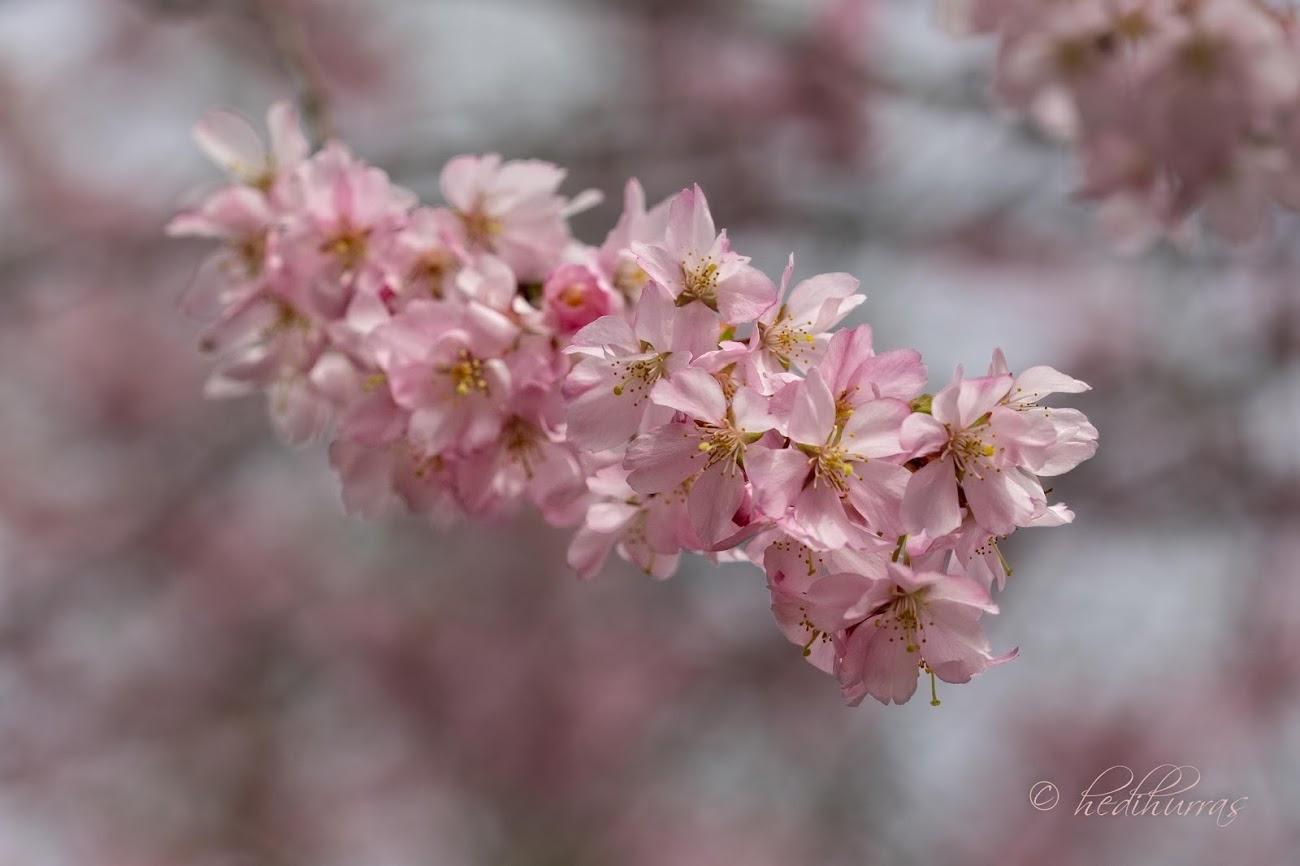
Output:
[[167, 102, 1098, 707]]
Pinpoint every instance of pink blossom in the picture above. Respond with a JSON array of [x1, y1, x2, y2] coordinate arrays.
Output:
[[277, 142, 417, 308], [440, 153, 595, 281], [836, 562, 1013, 706], [378, 206, 467, 306], [563, 282, 719, 452], [745, 255, 865, 393], [817, 323, 928, 411], [957, 0, 1300, 241], [191, 100, 309, 192], [567, 465, 697, 580], [597, 178, 673, 302], [543, 261, 617, 334], [631, 185, 777, 324], [329, 436, 465, 525], [900, 370, 1052, 538], [747, 367, 913, 549], [988, 348, 1099, 477], [369, 299, 517, 456], [455, 418, 586, 525], [623, 367, 777, 545], [764, 538, 890, 672]]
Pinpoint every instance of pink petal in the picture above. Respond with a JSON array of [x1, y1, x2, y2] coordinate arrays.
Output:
[[630, 242, 685, 300], [632, 280, 678, 348], [899, 412, 948, 456], [408, 403, 458, 457], [901, 455, 962, 537], [194, 107, 266, 178], [567, 315, 638, 356], [688, 462, 745, 544], [810, 292, 867, 334], [269, 380, 331, 444], [923, 573, 997, 613], [955, 374, 1013, 429], [962, 465, 1042, 535], [650, 366, 726, 421], [440, 153, 497, 213], [565, 386, 643, 452], [803, 572, 877, 630], [586, 501, 638, 533], [625, 425, 706, 493], [792, 483, 854, 550], [731, 387, 778, 434], [667, 300, 724, 358], [664, 184, 718, 257], [717, 265, 778, 324], [821, 325, 874, 393], [853, 348, 927, 401], [568, 524, 619, 580], [789, 368, 836, 446], [841, 398, 909, 457], [746, 446, 811, 517], [846, 459, 910, 535], [986, 347, 1010, 377], [1013, 366, 1091, 400], [786, 272, 859, 324], [329, 440, 396, 518], [267, 101, 309, 168], [842, 625, 920, 706]]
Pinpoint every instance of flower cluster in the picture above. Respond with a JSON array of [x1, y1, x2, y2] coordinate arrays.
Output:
[[946, 0, 1300, 244], [170, 103, 1097, 706]]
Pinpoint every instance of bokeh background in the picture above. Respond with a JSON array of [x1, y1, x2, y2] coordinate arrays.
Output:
[[1, 0, 1297, 863]]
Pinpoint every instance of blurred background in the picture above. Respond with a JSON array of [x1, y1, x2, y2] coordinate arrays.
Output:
[[0, 0, 1297, 863]]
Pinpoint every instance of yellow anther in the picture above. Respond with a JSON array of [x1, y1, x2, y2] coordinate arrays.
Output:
[[801, 629, 821, 657]]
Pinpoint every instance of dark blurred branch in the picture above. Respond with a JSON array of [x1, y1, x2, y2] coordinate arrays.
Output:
[[253, 0, 332, 147]]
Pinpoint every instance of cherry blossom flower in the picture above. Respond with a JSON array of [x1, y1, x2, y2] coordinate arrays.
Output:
[[624, 367, 777, 545], [900, 370, 1052, 538], [378, 206, 467, 306], [836, 562, 1014, 706], [597, 178, 673, 302], [543, 261, 618, 334], [765, 539, 890, 672], [817, 324, 928, 414], [277, 142, 417, 306], [747, 367, 913, 549], [369, 299, 517, 456], [567, 465, 697, 580], [745, 255, 865, 392], [563, 282, 718, 452], [191, 100, 309, 192], [440, 153, 597, 281], [631, 185, 777, 323], [988, 348, 1099, 477]]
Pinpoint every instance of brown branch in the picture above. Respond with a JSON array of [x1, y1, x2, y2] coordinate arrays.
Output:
[[252, 0, 333, 147]]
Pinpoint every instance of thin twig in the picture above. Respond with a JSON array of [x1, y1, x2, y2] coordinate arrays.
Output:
[[252, 0, 333, 147]]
